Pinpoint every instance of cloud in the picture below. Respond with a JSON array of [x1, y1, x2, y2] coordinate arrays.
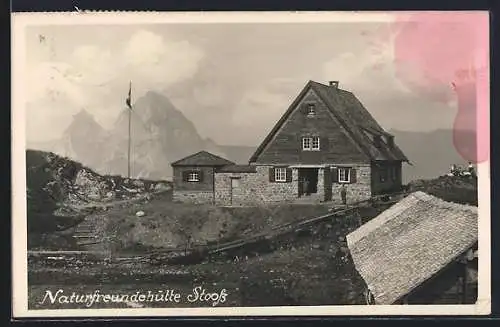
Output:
[[123, 30, 204, 94], [322, 29, 409, 95], [192, 87, 223, 108], [28, 62, 86, 105], [26, 29, 205, 140], [230, 78, 302, 144], [28, 29, 204, 101]]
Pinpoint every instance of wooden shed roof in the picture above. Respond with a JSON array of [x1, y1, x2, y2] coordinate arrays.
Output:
[[171, 151, 235, 167], [249, 80, 409, 163], [346, 191, 478, 305]]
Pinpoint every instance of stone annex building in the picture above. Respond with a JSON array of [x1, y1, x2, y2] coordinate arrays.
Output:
[[171, 80, 409, 206]]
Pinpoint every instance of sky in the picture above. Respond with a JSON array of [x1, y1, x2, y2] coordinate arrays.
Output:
[[23, 13, 488, 146]]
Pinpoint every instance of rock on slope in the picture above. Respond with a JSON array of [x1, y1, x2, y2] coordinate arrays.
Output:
[[406, 174, 478, 206], [26, 149, 171, 234]]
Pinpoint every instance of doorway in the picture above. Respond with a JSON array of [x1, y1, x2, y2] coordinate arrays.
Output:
[[229, 177, 240, 205], [298, 168, 319, 197]]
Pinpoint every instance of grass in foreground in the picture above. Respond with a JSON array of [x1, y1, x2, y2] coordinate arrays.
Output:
[[90, 199, 332, 254]]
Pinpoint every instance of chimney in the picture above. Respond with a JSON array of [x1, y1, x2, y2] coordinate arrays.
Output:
[[329, 81, 339, 88]]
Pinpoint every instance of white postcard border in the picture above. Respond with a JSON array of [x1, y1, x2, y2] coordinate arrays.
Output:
[[11, 11, 491, 318]]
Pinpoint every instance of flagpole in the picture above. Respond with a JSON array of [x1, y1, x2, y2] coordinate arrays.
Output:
[[126, 81, 132, 179], [128, 103, 131, 179]]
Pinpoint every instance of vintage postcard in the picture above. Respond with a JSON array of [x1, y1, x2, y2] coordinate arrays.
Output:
[[11, 11, 491, 318]]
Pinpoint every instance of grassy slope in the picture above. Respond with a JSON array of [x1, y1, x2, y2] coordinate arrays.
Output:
[[91, 200, 331, 254], [96, 175, 477, 254], [26, 149, 172, 250], [28, 175, 478, 307], [407, 175, 478, 206]]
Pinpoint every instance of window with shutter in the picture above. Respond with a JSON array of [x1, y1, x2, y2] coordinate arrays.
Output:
[[269, 168, 275, 182], [350, 168, 357, 183], [285, 168, 293, 182], [331, 167, 339, 183], [187, 171, 200, 182], [338, 167, 351, 183], [275, 167, 287, 182]]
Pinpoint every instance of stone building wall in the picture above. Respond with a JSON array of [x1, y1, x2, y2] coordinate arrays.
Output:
[[173, 164, 372, 206], [214, 166, 298, 206], [330, 164, 372, 204], [172, 190, 214, 204]]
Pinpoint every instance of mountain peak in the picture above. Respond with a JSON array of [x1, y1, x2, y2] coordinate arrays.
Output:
[[73, 108, 93, 120], [64, 108, 105, 137], [144, 90, 164, 98]]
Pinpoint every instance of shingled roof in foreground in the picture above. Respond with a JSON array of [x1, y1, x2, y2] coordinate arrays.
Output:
[[346, 191, 478, 305]]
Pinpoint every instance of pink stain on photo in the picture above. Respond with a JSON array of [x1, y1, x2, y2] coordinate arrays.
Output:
[[383, 12, 490, 164]]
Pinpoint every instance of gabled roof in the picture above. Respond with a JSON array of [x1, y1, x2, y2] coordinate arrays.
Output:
[[346, 191, 478, 305], [248, 80, 409, 163], [171, 151, 235, 167]]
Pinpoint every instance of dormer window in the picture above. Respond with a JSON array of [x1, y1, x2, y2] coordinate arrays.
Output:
[[307, 103, 316, 116], [374, 136, 382, 147]]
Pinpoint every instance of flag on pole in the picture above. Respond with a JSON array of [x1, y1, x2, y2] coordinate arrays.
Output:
[[126, 81, 132, 109]]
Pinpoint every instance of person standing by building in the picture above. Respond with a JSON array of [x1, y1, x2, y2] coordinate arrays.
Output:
[[340, 184, 347, 206], [303, 176, 310, 196]]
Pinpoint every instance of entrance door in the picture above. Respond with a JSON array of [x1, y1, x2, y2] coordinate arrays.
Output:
[[324, 167, 332, 201], [298, 168, 319, 197], [230, 177, 240, 205]]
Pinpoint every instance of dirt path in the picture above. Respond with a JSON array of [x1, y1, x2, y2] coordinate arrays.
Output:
[[70, 191, 170, 250]]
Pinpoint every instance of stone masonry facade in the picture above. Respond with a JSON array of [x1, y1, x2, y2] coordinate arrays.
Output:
[[173, 190, 214, 204], [211, 164, 371, 206], [331, 164, 371, 204], [214, 165, 298, 206], [171, 80, 405, 206]]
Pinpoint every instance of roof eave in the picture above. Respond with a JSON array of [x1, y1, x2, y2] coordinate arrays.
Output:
[[248, 80, 315, 163]]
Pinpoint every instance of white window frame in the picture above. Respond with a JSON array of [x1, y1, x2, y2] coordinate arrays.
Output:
[[311, 137, 320, 151], [275, 167, 287, 182], [187, 171, 200, 182], [302, 136, 320, 151], [302, 137, 312, 151], [338, 167, 350, 183]]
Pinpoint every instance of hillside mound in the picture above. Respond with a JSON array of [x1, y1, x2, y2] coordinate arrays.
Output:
[[406, 174, 477, 206], [26, 149, 171, 234]]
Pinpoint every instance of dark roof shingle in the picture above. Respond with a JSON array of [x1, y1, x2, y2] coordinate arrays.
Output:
[[171, 151, 235, 167], [249, 80, 409, 163], [217, 164, 257, 173], [346, 191, 478, 304]]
